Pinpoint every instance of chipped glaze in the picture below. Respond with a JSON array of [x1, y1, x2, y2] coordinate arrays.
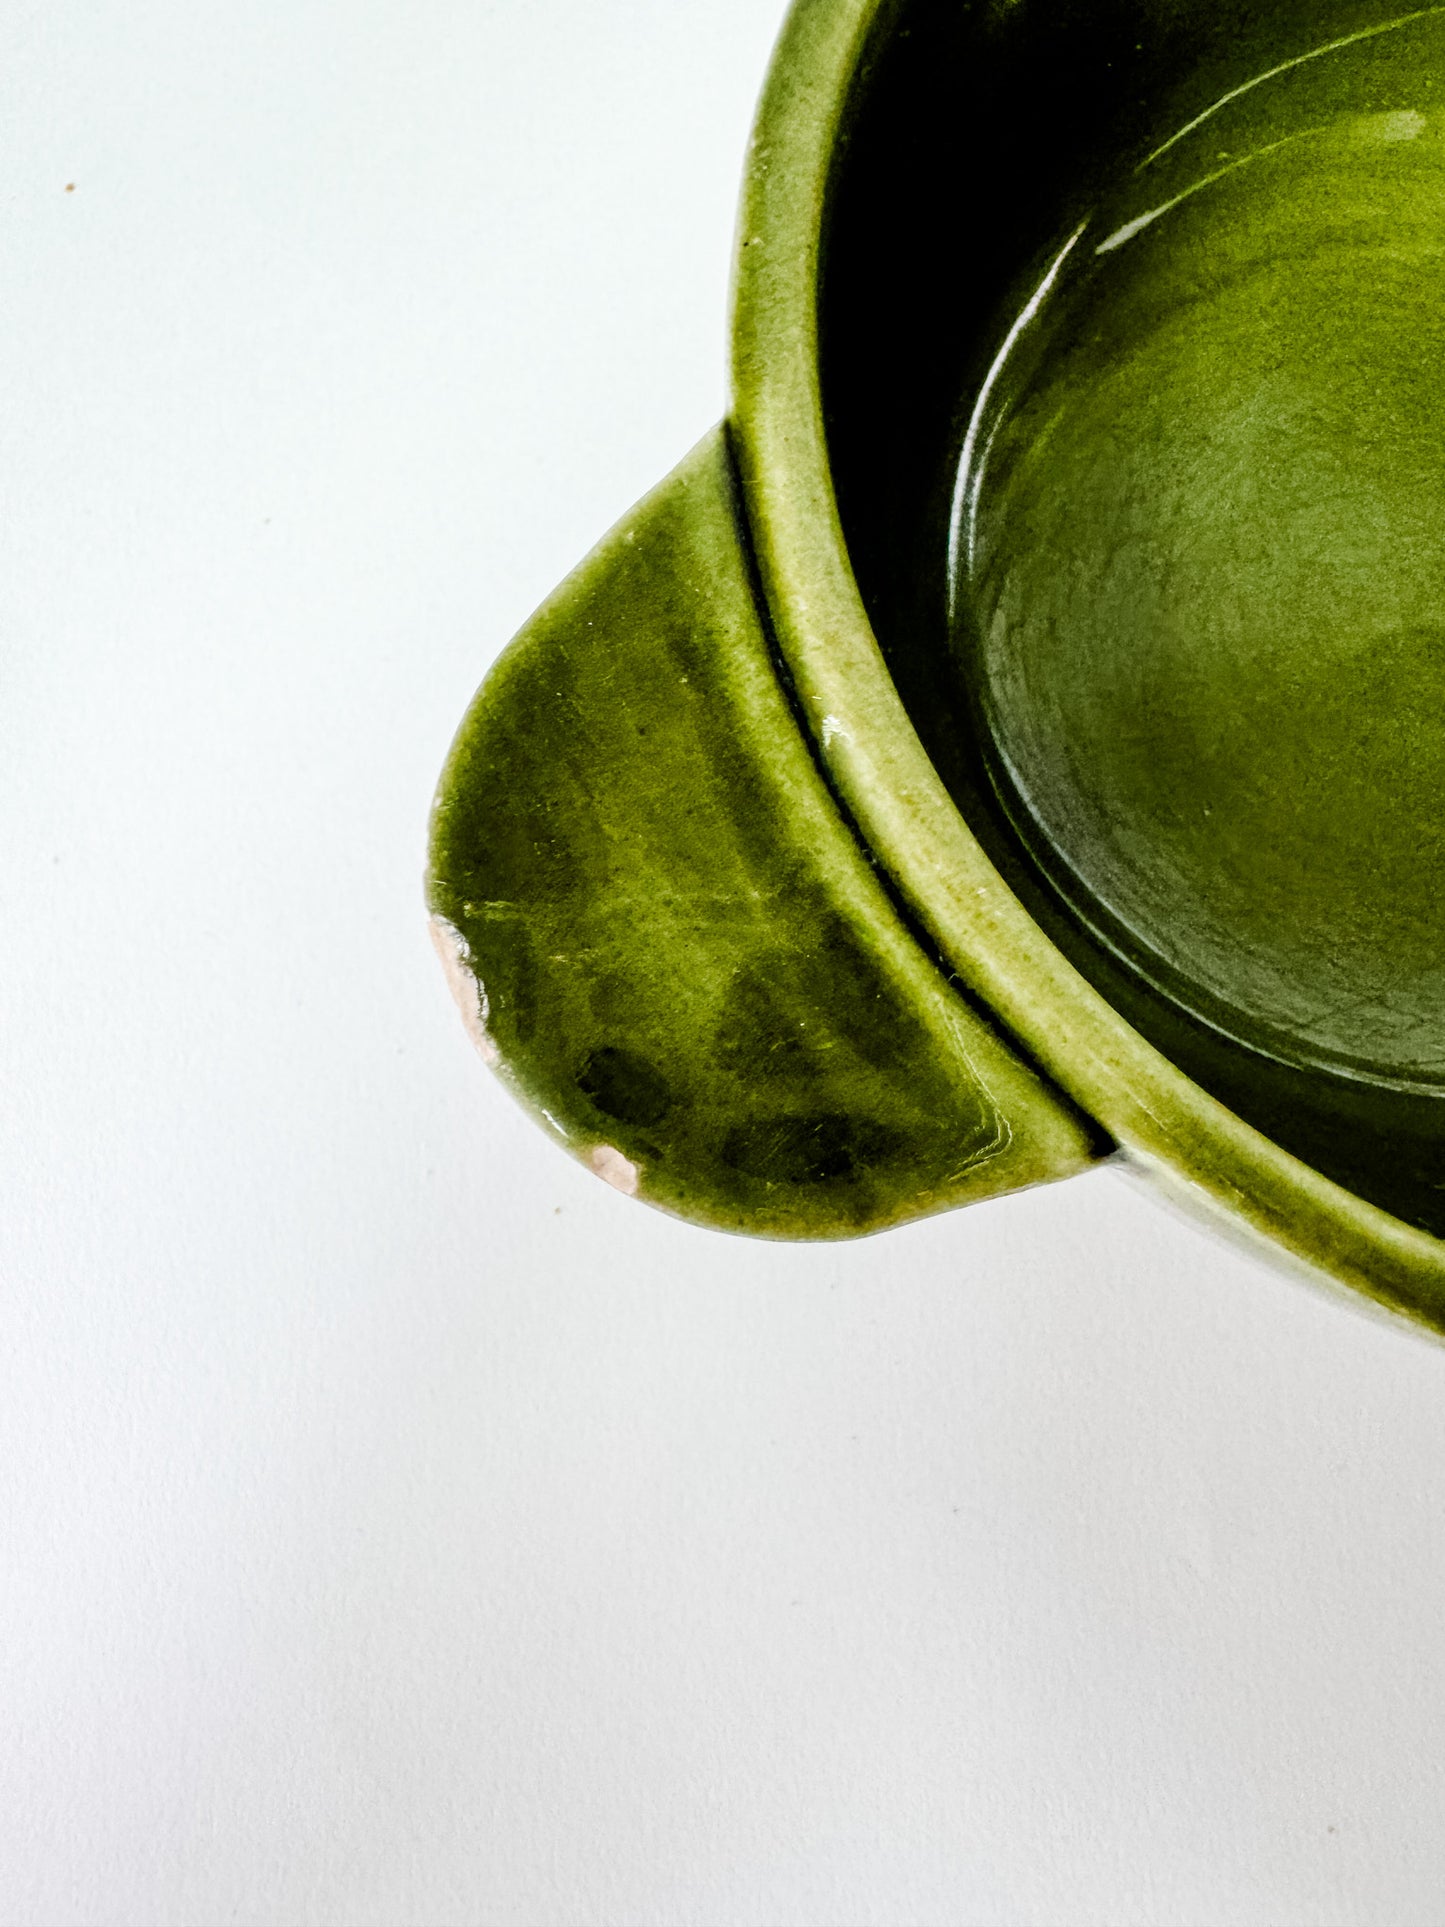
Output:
[[430, 0, 1445, 1329]]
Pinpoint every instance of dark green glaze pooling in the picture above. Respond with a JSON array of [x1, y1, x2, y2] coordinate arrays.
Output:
[[431, 0, 1445, 1325], [428, 430, 1101, 1236], [737, 0, 1445, 1320]]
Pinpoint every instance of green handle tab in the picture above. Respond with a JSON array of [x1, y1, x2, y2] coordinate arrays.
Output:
[[428, 427, 1105, 1236]]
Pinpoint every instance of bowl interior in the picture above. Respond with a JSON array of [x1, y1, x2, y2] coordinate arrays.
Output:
[[820, 0, 1445, 1237]]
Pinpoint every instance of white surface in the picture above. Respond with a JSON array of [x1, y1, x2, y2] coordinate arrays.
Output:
[[4, 4, 1445, 1922]]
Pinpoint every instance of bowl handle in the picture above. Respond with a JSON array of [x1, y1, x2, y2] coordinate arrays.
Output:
[[428, 426, 1105, 1235]]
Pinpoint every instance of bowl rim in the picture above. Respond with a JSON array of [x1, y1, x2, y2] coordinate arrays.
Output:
[[726, 0, 1445, 1320]]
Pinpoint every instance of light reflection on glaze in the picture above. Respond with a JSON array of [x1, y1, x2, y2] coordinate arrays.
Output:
[[949, 16, 1445, 1089]]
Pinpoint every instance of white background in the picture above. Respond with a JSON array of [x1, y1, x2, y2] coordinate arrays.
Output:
[[5, 2, 1445, 1922]]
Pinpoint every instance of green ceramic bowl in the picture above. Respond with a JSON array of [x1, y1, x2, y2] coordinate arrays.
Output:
[[429, 0, 1445, 1330]]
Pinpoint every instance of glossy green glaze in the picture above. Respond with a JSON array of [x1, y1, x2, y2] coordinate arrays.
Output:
[[958, 20, 1445, 1095], [429, 431, 1101, 1235], [432, 0, 1445, 1326]]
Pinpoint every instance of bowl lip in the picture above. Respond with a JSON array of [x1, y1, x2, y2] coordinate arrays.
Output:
[[726, 0, 1445, 1319]]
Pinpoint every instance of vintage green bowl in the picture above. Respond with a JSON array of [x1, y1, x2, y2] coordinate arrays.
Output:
[[429, 0, 1445, 1329]]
